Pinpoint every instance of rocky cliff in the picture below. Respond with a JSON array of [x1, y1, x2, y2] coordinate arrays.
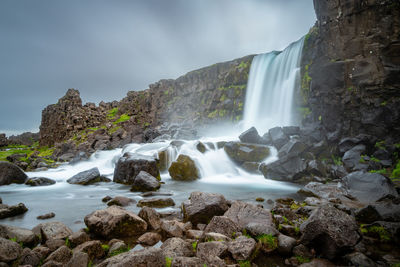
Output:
[[300, 0, 400, 143]]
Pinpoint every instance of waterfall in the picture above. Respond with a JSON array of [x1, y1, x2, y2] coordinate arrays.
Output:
[[243, 37, 304, 134]]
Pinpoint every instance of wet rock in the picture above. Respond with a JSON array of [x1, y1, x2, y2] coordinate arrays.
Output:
[[68, 230, 90, 247], [137, 197, 175, 208], [277, 234, 297, 255], [239, 127, 264, 144], [25, 177, 56, 186], [204, 216, 241, 237], [138, 232, 161, 246], [300, 205, 360, 259], [299, 182, 347, 200], [241, 161, 260, 173], [341, 171, 398, 203], [44, 245, 72, 264], [282, 126, 300, 136], [130, 171, 160, 192], [171, 256, 203, 267], [72, 240, 104, 260], [19, 247, 40, 267], [342, 144, 368, 172], [182, 192, 229, 225], [102, 196, 112, 203], [0, 224, 38, 247], [268, 127, 289, 149], [0, 161, 27, 185], [97, 247, 165, 267], [0, 202, 28, 219], [343, 252, 377, 267], [278, 139, 308, 158], [107, 196, 136, 207], [0, 237, 23, 262], [224, 141, 270, 163], [196, 141, 207, 153], [67, 167, 110, 185], [113, 152, 160, 184], [307, 160, 327, 177], [84, 206, 147, 239], [169, 154, 199, 181], [224, 201, 274, 230], [65, 251, 89, 267], [138, 207, 162, 230], [356, 201, 400, 223], [39, 222, 73, 242], [161, 220, 188, 238], [361, 221, 400, 243], [260, 154, 307, 182], [37, 212, 56, 220], [228, 235, 256, 261], [161, 237, 194, 258]]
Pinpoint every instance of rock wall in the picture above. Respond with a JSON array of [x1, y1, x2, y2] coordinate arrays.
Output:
[[300, 0, 400, 143]]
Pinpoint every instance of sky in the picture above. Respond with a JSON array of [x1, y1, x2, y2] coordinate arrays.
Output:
[[0, 0, 316, 136]]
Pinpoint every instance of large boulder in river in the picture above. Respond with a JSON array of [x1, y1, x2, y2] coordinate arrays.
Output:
[[130, 171, 160, 192], [239, 127, 265, 144], [0, 203, 28, 219], [67, 167, 110, 185], [0, 161, 27, 185], [84, 206, 147, 239], [182, 192, 229, 225], [25, 177, 56, 186], [260, 155, 307, 182], [168, 154, 199, 181], [300, 205, 360, 259], [39, 221, 73, 242], [341, 171, 398, 203], [113, 152, 160, 184], [224, 141, 270, 164]]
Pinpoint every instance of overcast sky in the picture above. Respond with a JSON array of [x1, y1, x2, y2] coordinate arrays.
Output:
[[0, 0, 316, 136]]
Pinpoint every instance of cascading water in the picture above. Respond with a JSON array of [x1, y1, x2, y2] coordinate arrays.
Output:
[[243, 37, 304, 134]]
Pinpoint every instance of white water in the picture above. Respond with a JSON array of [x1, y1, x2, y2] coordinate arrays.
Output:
[[243, 37, 304, 134]]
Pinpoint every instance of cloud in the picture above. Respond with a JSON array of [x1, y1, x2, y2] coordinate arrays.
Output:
[[0, 0, 316, 135]]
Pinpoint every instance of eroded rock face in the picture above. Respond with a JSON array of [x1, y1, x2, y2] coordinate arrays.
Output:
[[0, 161, 27, 185], [169, 155, 199, 181], [84, 206, 147, 239], [300, 205, 360, 259], [113, 153, 160, 184]]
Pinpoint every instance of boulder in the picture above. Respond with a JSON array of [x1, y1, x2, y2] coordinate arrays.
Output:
[[72, 240, 104, 260], [342, 144, 368, 172], [45, 239, 65, 251], [204, 216, 241, 237], [282, 126, 300, 136], [161, 237, 194, 258], [107, 196, 136, 207], [97, 247, 165, 267], [341, 171, 398, 203], [268, 127, 289, 149], [239, 127, 264, 144], [25, 177, 56, 186], [84, 206, 147, 239], [137, 232, 161, 246], [65, 251, 89, 267], [260, 155, 307, 182], [161, 220, 188, 238], [356, 201, 400, 223], [44, 245, 72, 264], [0, 237, 22, 262], [168, 154, 199, 181], [343, 252, 377, 267], [277, 234, 297, 255], [224, 201, 274, 230], [245, 222, 279, 237], [113, 152, 160, 184], [37, 212, 56, 220], [0, 161, 27, 185], [0, 224, 38, 247], [171, 257, 203, 267], [298, 259, 335, 267], [228, 235, 256, 261], [224, 141, 270, 163], [186, 229, 203, 240], [0, 203, 28, 219], [138, 207, 162, 230], [19, 247, 41, 267], [40, 221, 73, 242], [67, 167, 110, 185], [108, 241, 127, 257], [278, 139, 308, 158], [203, 232, 231, 242], [182, 192, 229, 225], [300, 182, 348, 200], [300, 205, 360, 259], [137, 198, 175, 208], [68, 230, 90, 247], [196, 241, 228, 262], [196, 141, 207, 153], [32, 245, 51, 259], [130, 171, 160, 192]]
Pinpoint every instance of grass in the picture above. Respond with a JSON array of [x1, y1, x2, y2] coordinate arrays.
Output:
[[256, 234, 278, 250], [65, 237, 70, 248], [192, 241, 197, 252], [238, 260, 251, 267], [108, 246, 130, 257], [107, 107, 118, 119], [360, 224, 391, 241], [114, 114, 131, 124], [391, 161, 400, 180], [332, 155, 342, 166], [102, 244, 110, 251], [375, 140, 386, 150], [165, 257, 173, 267], [296, 256, 311, 264]]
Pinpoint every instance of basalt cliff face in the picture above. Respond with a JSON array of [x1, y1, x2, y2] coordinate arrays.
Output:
[[300, 0, 400, 143]]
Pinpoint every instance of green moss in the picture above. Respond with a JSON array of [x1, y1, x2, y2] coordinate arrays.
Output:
[[107, 107, 119, 119], [347, 87, 353, 92], [296, 256, 311, 264], [381, 101, 387, 106], [238, 260, 251, 267], [37, 146, 55, 157], [298, 107, 311, 119], [256, 234, 278, 250], [102, 244, 109, 251], [332, 155, 342, 166], [88, 260, 93, 267], [208, 110, 218, 119], [369, 169, 388, 175], [65, 237, 70, 248], [375, 140, 386, 150], [108, 246, 130, 257], [391, 161, 400, 180], [290, 202, 306, 210], [370, 156, 380, 163], [114, 114, 130, 124], [165, 257, 173, 267], [220, 94, 226, 102], [218, 109, 227, 117], [360, 224, 391, 241], [237, 61, 249, 70], [192, 241, 197, 252], [301, 61, 312, 104], [108, 126, 121, 134]]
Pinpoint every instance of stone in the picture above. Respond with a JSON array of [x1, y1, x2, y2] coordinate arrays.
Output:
[[137, 232, 161, 246], [19, 247, 41, 267], [341, 171, 398, 203], [32, 246, 51, 259], [196, 141, 207, 153], [203, 232, 231, 242], [65, 251, 89, 267], [168, 154, 199, 181], [224, 141, 270, 163], [260, 154, 307, 182], [278, 139, 308, 158], [196, 241, 228, 261], [102, 195, 112, 202], [45, 239, 66, 251], [277, 234, 297, 255], [68, 230, 90, 247], [300, 182, 347, 200], [72, 240, 104, 260], [204, 216, 241, 237], [239, 127, 264, 144], [300, 205, 360, 259], [161, 237, 194, 258], [42, 260, 64, 267], [130, 171, 160, 192], [0, 237, 22, 262], [84, 206, 147, 239], [25, 177, 56, 186], [343, 252, 377, 267], [107, 196, 136, 207], [113, 152, 160, 184], [67, 167, 110, 185], [228, 235, 256, 261], [40, 222, 73, 242], [138, 207, 162, 230], [0, 202, 28, 219], [161, 220, 188, 238], [137, 197, 175, 208], [245, 222, 278, 237], [44, 245, 72, 264], [224, 201, 274, 230], [0, 224, 38, 247], [182, 192, 229, 225], [37, 212, 56, 220], [97, 247, 165, 267], [171, 256, 203, 267], [282, 126, 300, 136], [342, 144, 368, 172], [268, 127, 289, 149], [298, 259, 335, 267], [186, 230, 203, 240], [0, 161, 27, 185], [108, 241, 127, 257]]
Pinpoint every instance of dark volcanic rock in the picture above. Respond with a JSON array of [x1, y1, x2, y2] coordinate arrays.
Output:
[[130, 171, 160, 192], [260, 154, 307, 182], [239, 127, 264, 144], [107, 196, 136, 207], [0, 161, 27, 185], [0, 237, 22, 263], [25, 177, 56, 186], [342, 145, 368, 172], [268, 127, 289, 149], [137, 198, 175, 208], [113, 152, 160, 184], [168, 154, 199, 181], [224, 141, 270, 163], [224, 201, 274, 230], [67, 167, 110, 185], [0, 203, 28, 219]]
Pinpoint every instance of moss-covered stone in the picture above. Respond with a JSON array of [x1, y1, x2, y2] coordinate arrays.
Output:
[[168, 154, 199, 181]]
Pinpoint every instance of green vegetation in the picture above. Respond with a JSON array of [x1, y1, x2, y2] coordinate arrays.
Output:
[[290, 202, 306, 210], [332, 155, 342, 166], [207, 110, 218, 119], [114, 114, 131, 124], [298, 107, 311, 119], [238, 260, 251, 267], [108, 246, 130, 257], [107, 107, 119, 119], [256, 234, 278, 250], [391, 161, 400, 181], [102, 244, 110, 251], [88, 260, 93, 267], [347, 87, 353, 92], [381, 101, 387, 106], [360, 224, 391, 241], [296, 256, 311, 264], [192, 241, 197, 252], [301, 61, 312, 104], [375, 140, 386, 150], [9, 237, 17, 242], [165, 257, 173, 267], [369, 169, 388, 175], [65, 237, 70, 248]]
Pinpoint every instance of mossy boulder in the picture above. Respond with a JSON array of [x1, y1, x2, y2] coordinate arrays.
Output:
[[168, 155, 199, 181], [0, 162, 28, 186], [224, 142, 270, 164]]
